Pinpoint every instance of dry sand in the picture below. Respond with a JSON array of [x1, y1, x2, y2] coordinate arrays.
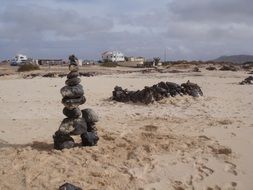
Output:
[[0, 66, 252, 189]]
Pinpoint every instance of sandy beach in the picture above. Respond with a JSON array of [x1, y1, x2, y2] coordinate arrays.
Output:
[[0, 66, 252, 189]]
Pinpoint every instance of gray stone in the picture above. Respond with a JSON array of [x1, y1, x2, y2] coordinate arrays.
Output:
[[69, 64, 79, 72], [65, 77, 81, 86], [60, 84, 84, 99], [59, 118, 87, 135], [62, 96, 86, 109], [67, 71, 79, 79], [81, 108, 99, 123], [81, 132, 99, 146], [63, 107, 82, 118], [53, 131, 75, 150], [87, 122, 98, 132]]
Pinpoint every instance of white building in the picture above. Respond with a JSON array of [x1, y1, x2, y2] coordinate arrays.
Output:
[[102, 51, 125, 62], [11, 54, 28, 65]]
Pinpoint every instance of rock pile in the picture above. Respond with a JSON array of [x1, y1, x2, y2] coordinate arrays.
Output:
[[53, 55, 99, 150], [112, 80, 203, 104], [219, 65, 237, 71], [206, 66, 217, 71], [239, 76, 253, 85]]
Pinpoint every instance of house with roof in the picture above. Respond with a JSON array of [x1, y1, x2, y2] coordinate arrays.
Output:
[[101, 51, 125, 62]]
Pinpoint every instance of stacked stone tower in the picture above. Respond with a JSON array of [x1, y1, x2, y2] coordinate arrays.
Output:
[[53, 55, 99, 150]]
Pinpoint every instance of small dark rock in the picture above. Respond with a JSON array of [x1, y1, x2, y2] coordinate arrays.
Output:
[[59, 182, 82, 190], [65, 77, 81, 86], [87, 122, 98, 132], [61, 84, 84, 98], [62, 96, 86, 109], [239, 76, 253, 85], [53, 131, 75, 150], [63, 107, 82, 118], [206, 66, 217, 71], [67, 71, 79, 79], [81, 108, 99, 123], [60, 84, 84, 99], [59, 118, 87, 135], [81, 132, 99, 146], [42, 73, 57, 78]]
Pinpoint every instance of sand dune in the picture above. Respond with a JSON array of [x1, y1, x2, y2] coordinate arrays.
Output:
[[0, 68, 252, 189]]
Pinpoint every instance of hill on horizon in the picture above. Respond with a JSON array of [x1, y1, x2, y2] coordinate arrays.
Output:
[[212, 55, 253, 64]]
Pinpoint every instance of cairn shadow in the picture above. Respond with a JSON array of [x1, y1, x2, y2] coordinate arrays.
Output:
[[0, 140, 54, 151]]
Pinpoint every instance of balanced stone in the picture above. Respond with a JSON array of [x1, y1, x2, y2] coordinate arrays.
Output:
[[63, 107, 82, 118], [60, 84, 84, 99], [81, 132, 99, 146], [81, 108, 99, 123], [87, 122, 97, 132], [62, 96, 86, 109], [65, 77, 81, 86], [53, 131, 75, 150], [69, 64, 79, 72], [67, 71, 79, 79], [59, 118, 87, 135]]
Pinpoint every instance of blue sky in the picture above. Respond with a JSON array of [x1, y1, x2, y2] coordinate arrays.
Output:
[[0, 0, 252, 60]]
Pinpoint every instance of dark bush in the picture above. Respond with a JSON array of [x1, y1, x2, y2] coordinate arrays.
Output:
[[17, 64, 40, 72]]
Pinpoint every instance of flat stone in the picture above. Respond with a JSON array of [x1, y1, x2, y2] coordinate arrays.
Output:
[[59, 118, 87, 135], [81, 108, 99, 123], [81, 132, 99, 146], [67, 71, 79, 79], [53, 131, 75, 150], [69, 64, 79, 72], [63, 107, 82, 118], [62, 96, 86, 108], [60, 84, 84, 99], [65, 77, 81, 86]]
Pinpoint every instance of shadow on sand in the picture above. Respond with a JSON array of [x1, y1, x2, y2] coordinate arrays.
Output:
[[0, 139, 54, 151]]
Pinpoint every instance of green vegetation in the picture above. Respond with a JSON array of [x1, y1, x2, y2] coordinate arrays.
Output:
[[17, 64, 40, 72]]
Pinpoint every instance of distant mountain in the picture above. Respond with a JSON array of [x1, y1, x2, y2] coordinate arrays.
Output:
[[212, 55, 253, 64]]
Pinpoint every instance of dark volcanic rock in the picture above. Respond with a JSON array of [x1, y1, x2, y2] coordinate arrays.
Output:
[[87, 122, 97, 132], [63, 107, 82, 118], [81, 108, 99, 123], [65, 77, 81, 86], [42, 73, 57, 78], [112, 80, 203, 104], [67, 71, 79, 79], [79, 72, 95, 77], [206, 66, 217, 71], [239, 76, 253, 85], [60, 84, 84, 99], [81, 132, 99, 146], [219, 65, 237, 71], [62, 96, 86, 109], [53, 131, 75, 150], [59, 118, 87, 135], [181, 80, 203, 97], [59, 182, 82, 190]]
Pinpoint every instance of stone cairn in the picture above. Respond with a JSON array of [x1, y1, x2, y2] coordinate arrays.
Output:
[[53, 55, 99, 150], [112, 80, 203, 104]]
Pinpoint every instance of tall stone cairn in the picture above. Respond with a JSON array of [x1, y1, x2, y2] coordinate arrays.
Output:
[[53, 55, 99, 150]]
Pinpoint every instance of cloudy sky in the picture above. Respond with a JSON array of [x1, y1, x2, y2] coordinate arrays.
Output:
[[0, 0, 252, 60]]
